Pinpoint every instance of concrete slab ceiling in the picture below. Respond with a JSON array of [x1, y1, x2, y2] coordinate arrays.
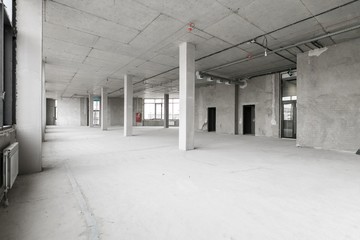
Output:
[[43, 0, 360, 98]]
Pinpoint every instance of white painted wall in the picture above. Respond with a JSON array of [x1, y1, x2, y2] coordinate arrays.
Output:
[[16, 0, 43, 174]]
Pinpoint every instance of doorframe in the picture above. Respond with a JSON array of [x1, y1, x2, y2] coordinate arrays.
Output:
[[207, 107, 216, 132], [281, 100, 297, 139], [242, 104, 255, 135]]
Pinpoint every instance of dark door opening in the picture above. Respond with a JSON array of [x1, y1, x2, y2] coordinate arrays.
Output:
[[207, 107, 216, 132], [243, 105, 255, 135], [46, 99, 56, 125]]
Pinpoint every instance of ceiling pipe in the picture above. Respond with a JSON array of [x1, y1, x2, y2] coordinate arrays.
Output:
[[203, 24, 360, 72], [253, 41, 296, 64], [195, 0, 358, 62], [108, 1, 360, 96], [109, 1, 359, 95]]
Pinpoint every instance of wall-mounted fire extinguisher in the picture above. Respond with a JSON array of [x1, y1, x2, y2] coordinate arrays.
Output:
[[136, 112, 142, 123]]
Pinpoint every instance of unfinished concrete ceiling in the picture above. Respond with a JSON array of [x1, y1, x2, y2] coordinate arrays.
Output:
[[43, 0, 360, 98]]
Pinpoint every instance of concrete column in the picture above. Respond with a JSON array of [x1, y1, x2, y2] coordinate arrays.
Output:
[[179, 42, 195, 150], [101, 87, 108, 130], [164, 94, 169, 128], [88, 94, 94, 127], [124, 74, 133, 136], [16, 0, 43, 174], [42, 61, 46, 141]]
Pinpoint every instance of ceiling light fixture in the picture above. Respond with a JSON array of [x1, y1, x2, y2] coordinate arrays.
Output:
[[225, 81, 231, 85], [196, 71, 204, 79], [207, 77, 214, 82]]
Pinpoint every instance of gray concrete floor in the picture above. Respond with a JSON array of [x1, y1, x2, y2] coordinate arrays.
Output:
[[1, 126, 360, 240]]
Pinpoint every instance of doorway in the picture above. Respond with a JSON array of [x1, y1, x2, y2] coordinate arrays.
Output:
[[243, 105, 255, 135], [281, 71, 297, 139], [46, 99, 56, 125], [282, 101, 297, 138], [207, 107, 216, 132]]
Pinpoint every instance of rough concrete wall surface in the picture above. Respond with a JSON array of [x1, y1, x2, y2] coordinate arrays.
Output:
[[238, 74, 280, 137], [108, 97, 143, 126], [297, 38, 360, 152], [143, 120, 164, 126], [195, 84, 235, 134], [108, 97, 124, 126], [80, 98, 88, 126], [56, 98, 81, 126]]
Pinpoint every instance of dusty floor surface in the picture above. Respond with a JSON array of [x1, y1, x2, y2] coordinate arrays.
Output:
[[0, 126, 359, 240]]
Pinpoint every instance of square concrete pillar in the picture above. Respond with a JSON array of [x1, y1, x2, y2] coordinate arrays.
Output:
[[16, 0, 43, 174], [101, 87, 108, 130], [124, 74, 133, 136], [164, 94, 169, 128], [179, 42, 195, 150], [88, 94, 94, 127]]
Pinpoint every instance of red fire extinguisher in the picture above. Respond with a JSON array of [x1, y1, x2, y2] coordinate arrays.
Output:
[[136, 112, 142, 123]]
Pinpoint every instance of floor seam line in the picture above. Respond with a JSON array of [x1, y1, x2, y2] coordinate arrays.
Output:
[[65, 162, 100, 240]]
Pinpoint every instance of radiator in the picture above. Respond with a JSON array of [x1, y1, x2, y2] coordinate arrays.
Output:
[[3, 142, 19, 189]]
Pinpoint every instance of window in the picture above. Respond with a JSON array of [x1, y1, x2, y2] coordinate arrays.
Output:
[[169, 99, 179, 120], [144, 99, 163, 120], [1, 0, 16, 129], [143, 98, 179, 120], [93, 100, 100, 125]]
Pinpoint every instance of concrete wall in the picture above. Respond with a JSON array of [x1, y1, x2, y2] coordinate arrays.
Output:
[[55, 97, 143, 127], [56, 98, 81, 126], [108, 97, 124, 126], [105, 97, 144, 126], [195, 84, 236, 134], [238, 74, 280, 137], [16, 0, 43, 174], [80, 98, 88, 126], [297, 38, 360, 152]]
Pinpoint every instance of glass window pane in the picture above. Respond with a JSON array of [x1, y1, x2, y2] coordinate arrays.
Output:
[[144, 99, 154, 104], [4, 0, 12, 23], [283, 104, 293, 120], [155, 103, 162, 119], [282, 96, 291, 101], [93, 100, 100, 110], [144, 103, 155, 119], [93, 111, 100, 125], [172, 103, 179, 119]]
